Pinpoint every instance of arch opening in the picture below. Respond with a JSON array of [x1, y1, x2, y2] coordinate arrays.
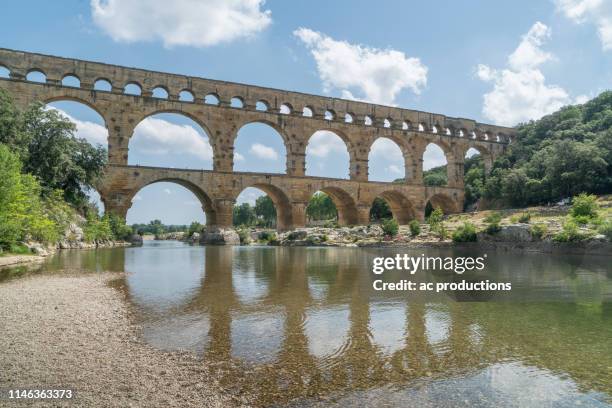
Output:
[[370, 191, 416, 225], [423, 143, 448, 186], [305, 131, 350, 179], [61, 74, 80, 88], [127, 181, 212, 234], [179, 90, 194, 102], [0, 65, 9, 78], [255, 101, 268, 111], [26, 70, 46, 83], [364, 115, 373, 126], [307, 188, 358, 226], [45, 100, 108, 150], [152, 87, 169, 99], [205, 93, 219, 105], [463, 147, 486, 211], [128, 113, 213, 169], [425, 193, 457, 218], [94, 79, 112, 92], [345, 113, 354, 123], [233, 122, 287, 174], [303, 106, 313, 117], [324, 110, 335, 121], [124, 82, 142, 95], [231, 97, 244, 108], [368, 137, 405, 182], [280, 103, 292, 114], [233, 185, 292, 231]]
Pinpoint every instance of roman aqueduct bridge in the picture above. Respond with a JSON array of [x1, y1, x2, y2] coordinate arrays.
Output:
[[0, 48, 515, 231]]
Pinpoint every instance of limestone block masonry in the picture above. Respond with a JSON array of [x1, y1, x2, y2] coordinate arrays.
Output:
[[0, 48, 515, 231]]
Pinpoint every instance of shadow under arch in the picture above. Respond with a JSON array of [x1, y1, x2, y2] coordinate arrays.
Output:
[[426, 192, 459, 216], [377, 190, 417, 224], [235, 183, 293, 231], [126, 178, 216, 226], [315, 186, 359, 226]]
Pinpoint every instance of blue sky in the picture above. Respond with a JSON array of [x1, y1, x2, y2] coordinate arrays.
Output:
[[1, 0, 611, 224]]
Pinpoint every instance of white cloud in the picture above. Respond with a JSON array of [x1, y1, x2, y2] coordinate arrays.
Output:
[[294, 28, 427, 105], [249, 143, 278, 160], [476, 22, 573, 126], [163, 188, 172, 195], [306, 131, 348, 157], [236, 187, 264, 205], [131, 117, 213, 161], [132, 194, 142, 202], [370, 138, 404, 160], [555, 0, 612, 50], [234, 152, 245, 162], [50, 108, 108, 146], [91, 0, 271, 48], [423, 144, 448, 171], [386, 164, 403, 175]]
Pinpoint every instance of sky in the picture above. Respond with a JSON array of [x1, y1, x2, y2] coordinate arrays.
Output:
[[1, 0, 611, 224]]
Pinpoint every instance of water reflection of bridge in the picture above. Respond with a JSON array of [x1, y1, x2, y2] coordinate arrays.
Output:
[[120, 246, 612, 405]]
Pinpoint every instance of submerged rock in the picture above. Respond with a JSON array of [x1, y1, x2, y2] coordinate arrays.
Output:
[[200, 228, 240, 245]]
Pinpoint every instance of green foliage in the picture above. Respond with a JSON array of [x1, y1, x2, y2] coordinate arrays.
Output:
[[131, 220, 187, 235], [370, 197, 392, 221], [570, 193, 599, 219], [381, 218, 399, 237], [83, 213, 112, 243], [306, 192, 337, 221], [188, 222, 203, 237], [452, 222, 478, 242], [423, 165, 447, 186], [233, 202, 256, 227], [482, 91, 612, 207], [258, 231, 273, 242], [553, 218, 587, 242], [106, 213, 132, 240], [597, 219, 612, 240], [236, 228, 251, 245], [427, 208, 447, 239], [255, 195, 276, 227], [484, 212, 502, 234], [0, 98, 107, 209], [530, 224, 547, 240], [518, 212, 531, 223], [409, 220, 421, 237], [0, 145, 59, 249]]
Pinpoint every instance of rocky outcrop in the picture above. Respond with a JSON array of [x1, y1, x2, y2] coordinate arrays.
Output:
[[200, 228, 240, 245], [477, 224, 533, 243]]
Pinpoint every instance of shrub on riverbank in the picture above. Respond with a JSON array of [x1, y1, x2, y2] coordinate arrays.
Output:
[[452, 222, 477, 242], [409, 220, 421, 237], [381, 218, 399, 237]]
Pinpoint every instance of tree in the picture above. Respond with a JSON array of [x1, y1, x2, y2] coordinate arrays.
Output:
[[254, 196, 276, 227], [370, 197, 392, 221], [306, 192, 337, 221], [233, 203, 256, 226]]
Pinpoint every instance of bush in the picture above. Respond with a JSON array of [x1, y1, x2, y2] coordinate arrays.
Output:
[[598, 219, 612, 240], [484, 212, 502, 234], [188, 221, 203, 237], [572, 214, 591, 225], [266, 233, 279, 245], [530, 224, 547, 240], [427, 208, 447, 240], [570, 193, 599, 219], [409, 220, 421, 237], [236, 228, 250, 245], [518, 212, 531, 223], [452, 222, 477, 242], [553, 218, 585, 242], [381, 218, 399, 237], [259, 231, 273, 242]]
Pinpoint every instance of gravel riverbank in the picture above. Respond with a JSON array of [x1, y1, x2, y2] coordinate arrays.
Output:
[[0, 273, 249, 407]]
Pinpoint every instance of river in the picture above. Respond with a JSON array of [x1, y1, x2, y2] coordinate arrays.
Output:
[[3, 241, 612, 406]]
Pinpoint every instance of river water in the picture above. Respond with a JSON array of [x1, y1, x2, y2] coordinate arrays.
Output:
[[4, 241, 612, 406]]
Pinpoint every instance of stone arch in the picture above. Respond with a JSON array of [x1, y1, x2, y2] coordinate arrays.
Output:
[[305, 130, 352, 179], [376, 190, 416, 224], [230, 96, 244, 108], [368, 136, 407, 182], [464, 144, 493, 174], [234, 183, 293, 231], [43, 95, 108, 126], [26, 69, 46, 82], [426, 192, 459, 216], [152, 86, 169, 99], [233, 120, 289, 173], [125, 178, 216, 226], [93, 78, 112, 91], [0, 64, 10, 78], [422, 141, 452, 186], [315, 186, 359, 226], [124, 81, 142, 95], [128, 111, 214, 169], [61, 74, 80, 87]]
